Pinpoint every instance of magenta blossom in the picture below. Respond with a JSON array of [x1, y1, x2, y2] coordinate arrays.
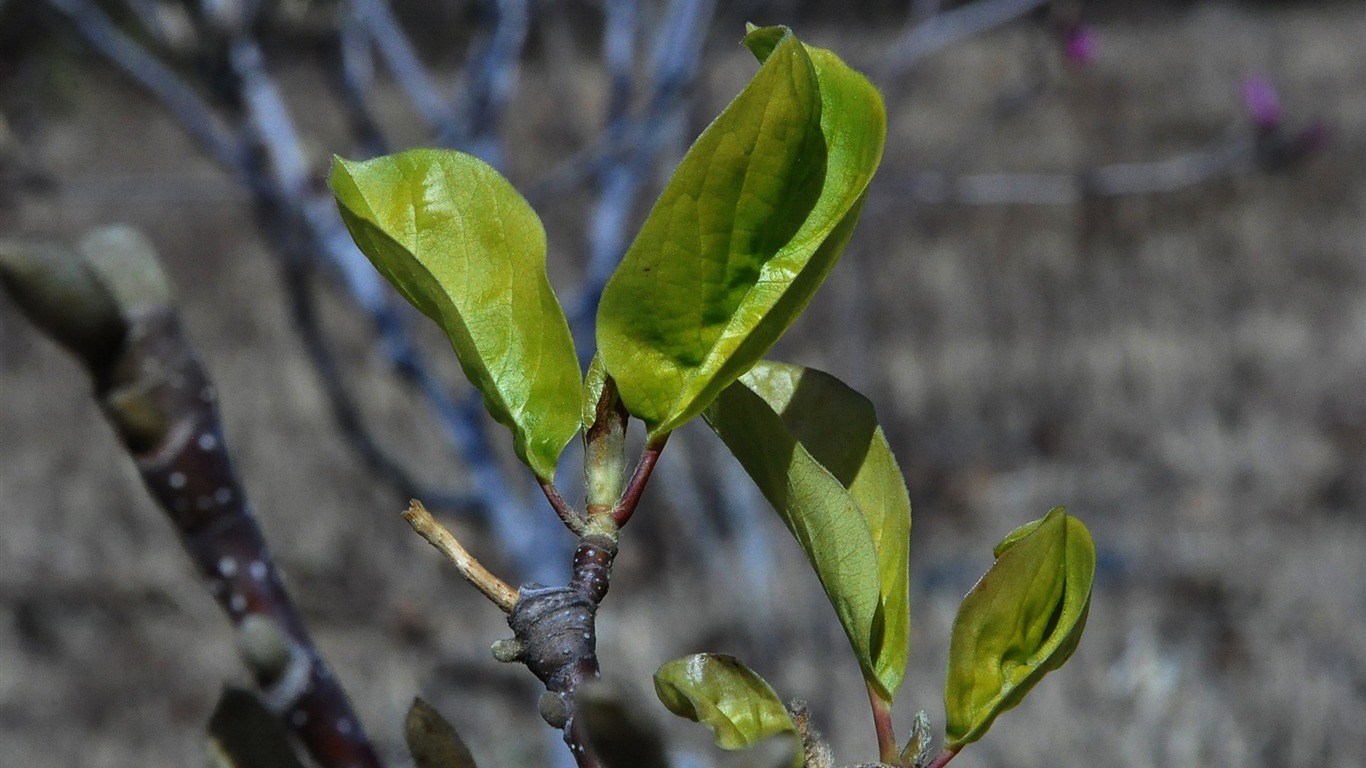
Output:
[[1242, 75, 1282, 129], [1062, 23, 1098, 67]]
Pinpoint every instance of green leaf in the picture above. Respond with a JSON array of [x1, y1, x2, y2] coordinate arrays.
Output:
[[597, 25, 885, 437], [654, 654, 801, 767], [405, 697, 479, 768], [330, 149, 580, 480], [703, 361, 911, 701], [943, 508, 1096, 750], [581, 354, 610, 431]]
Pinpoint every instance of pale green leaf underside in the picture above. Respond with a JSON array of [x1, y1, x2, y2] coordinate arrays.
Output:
[[597, 25, 885, 437], [330, 149, 580, 479], [654, 654, 800, 767], [944, 508, 1096, 749], [704, 361, 911, 701]]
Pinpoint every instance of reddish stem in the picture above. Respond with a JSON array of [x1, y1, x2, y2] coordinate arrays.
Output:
[[866, 680, 898, 764], [540, 477, 586, 535], [924, 747, 961, 768], [610, 432, 670, 527]]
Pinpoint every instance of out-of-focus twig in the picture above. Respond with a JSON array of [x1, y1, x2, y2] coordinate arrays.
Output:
[[882, 0, 1050, 79], [446, 0, 531, 165], [45, 0, 248, 170], [350, 0, 462, 141], [879, 138, 1254, 206]]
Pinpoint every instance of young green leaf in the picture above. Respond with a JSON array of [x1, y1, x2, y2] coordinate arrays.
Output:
[[330, 149, 580, 480], [703, 361, 911, 702], [943, 508, 1095, 750], [653, 654, 801, 767], [597, 25, 885, 437]]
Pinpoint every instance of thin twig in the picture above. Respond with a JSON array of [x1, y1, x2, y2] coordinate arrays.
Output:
[[403, 500, 519, 613]]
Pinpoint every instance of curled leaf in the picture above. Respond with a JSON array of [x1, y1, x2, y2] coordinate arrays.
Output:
[[944, 508, 1095, 749], [405, 697, 479, 768], [330, 149, 580, 480], [597, 25, 884, 437], [654, 654, 801, 766], [704, 361, 910, 701], [206, 687, 306, 768]]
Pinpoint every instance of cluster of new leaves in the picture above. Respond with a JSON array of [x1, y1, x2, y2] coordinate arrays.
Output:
[[331, 25, 1095, 767]]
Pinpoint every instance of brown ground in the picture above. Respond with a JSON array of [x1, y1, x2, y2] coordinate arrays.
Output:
[[2, 3, 1365, 768]]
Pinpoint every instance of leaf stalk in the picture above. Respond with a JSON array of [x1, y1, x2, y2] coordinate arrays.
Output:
[[923, 747, 960, 768], [866, 679, 898, 764], [611, 432, 670, 527]]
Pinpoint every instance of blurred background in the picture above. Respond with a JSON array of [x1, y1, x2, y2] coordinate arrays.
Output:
[[1, 1, 1364, 766]]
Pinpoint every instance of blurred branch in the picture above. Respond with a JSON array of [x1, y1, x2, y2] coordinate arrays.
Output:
[[334, 3, 389, 156], [350, 0, 462, 141], [882, 0, 1050, 79], [42, 0, 570, 579], [44, 0, 248, 170], [879, 137, 1255, 206], [0, 231, 382, 768], [446, 0, 531, 165]]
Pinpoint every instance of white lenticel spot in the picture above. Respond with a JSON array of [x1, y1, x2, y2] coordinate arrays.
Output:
[[218, 556, 237, 577], [168, 472, 187, 489], [214, 487, 232, 505], [336, 718, 353, 736], [249, 560, 268, 581], [229, 594, 246, 612], [198, 433, 218, 451]]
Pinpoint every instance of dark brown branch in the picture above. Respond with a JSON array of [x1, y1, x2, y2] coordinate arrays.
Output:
[[1, 235, 383, 766], [100, 310, 384, 768]]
